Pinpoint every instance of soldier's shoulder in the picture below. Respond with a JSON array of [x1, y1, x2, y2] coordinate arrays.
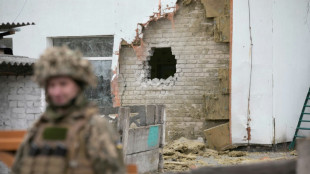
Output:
[[89, 114, 109, 125], [88, 114, 113, 131], [84, 103, 100, 117]]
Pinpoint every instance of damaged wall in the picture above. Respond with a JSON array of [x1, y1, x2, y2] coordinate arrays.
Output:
[[118, 1, 229, 142], [1, 0, 230, 144]]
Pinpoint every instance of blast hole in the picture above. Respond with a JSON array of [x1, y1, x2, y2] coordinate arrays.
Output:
[[149, 47, 176, 79]]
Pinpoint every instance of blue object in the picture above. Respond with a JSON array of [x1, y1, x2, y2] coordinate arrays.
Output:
[[147, 126, 159, 147]]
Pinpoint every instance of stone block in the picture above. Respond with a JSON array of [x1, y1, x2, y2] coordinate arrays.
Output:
[[12, 108, 25, 114], [9, 101, 17, 107], [33, 101, 42, 107], [11, 119, 27, 129], [26, 101, 34, 107], [26, 108, 41, 114], [17, 88, 25, 95], [18, 101, 25, 107], [8, 95, 24, 101], [25, 95, 41, 100]]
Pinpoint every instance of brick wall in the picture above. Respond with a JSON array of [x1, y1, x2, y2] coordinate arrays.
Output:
[[118, 1, 229, 142], [0, 76, 42, 130]]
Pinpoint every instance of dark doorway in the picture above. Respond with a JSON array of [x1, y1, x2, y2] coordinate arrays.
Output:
[[149, 47, 176, 79]]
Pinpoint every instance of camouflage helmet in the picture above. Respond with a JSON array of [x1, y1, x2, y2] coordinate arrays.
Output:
[[34, 46, 97, 88]]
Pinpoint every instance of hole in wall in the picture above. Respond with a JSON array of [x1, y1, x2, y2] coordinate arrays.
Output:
[[148, 47, 176, 80]]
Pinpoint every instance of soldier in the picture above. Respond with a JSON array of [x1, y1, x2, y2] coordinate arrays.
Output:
[[11, 46, 125, 174]]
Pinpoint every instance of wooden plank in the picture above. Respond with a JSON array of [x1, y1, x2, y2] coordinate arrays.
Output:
[[126, 125, 162, 155], [204, 123, 231, 150], [118, 107, 130, 162], [0, 138, 23, 151], [146, 105, 156, 125], [130, 105, 147, 126], [126, 149, 159, 174], [0, 152, 14, 168], [0, 130, 26, 139], [155, 105, 164, 124], [0, 130, 26, 151]]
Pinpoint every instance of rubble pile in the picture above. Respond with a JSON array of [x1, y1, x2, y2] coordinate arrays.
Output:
[[163, 137, 297, 172], [163, 137, 208, 171]]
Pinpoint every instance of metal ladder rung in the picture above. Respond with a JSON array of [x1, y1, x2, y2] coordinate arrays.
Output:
[[300, 120, 310, 122], [297, 127, 310, 130], [289, 88, 310, 150], [295, 135, 306, 138]]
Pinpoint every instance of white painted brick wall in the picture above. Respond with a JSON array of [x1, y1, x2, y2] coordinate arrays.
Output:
[[118, 1, 229, 142], [0, 76, 42, 130]]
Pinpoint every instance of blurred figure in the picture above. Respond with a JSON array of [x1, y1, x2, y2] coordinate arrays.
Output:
[[11, 46, 125, 174]]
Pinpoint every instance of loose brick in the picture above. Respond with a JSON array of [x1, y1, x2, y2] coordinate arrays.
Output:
[[12, 108, 25, 114], [26, 108, 41, 114]]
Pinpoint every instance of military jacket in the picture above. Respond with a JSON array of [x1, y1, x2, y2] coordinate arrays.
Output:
[[11, 97, 125, 174]]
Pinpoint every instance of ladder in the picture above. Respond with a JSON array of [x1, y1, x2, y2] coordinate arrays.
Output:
[[289, 87, 310, 150]]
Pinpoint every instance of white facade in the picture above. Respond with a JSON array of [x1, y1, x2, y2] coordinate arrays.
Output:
[[1, 0, 309, 145], [231, 0, 310, 145], [0, 0, 176, 70]]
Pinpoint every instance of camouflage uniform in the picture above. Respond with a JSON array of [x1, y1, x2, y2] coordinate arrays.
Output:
[[11, 47, 125, 174]]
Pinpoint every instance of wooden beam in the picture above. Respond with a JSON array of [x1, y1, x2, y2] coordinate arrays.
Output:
[[0, 130, 26, 151], [0, 152, 15, 168]]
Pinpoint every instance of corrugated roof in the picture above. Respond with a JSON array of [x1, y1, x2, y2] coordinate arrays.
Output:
[[0, 55, 36, 66], [0, 22, 35, 30]]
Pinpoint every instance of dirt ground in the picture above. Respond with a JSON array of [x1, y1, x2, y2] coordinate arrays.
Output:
[[163, 137, 297, 172]]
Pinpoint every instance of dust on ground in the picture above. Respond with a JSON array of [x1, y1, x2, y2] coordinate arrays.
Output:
[[163, 137, 297, 172]]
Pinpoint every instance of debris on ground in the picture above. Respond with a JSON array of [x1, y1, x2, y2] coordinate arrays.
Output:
[[228, 151, 248, 157], [290, 150, 298, 156], [163, 137, 208, 171], [163, 137, 205, 155], [163, 137, 297, 172]]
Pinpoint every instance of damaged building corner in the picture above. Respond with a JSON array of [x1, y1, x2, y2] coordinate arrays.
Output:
[[2, 0, 310, 173], [115, 0, 231, 150]]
